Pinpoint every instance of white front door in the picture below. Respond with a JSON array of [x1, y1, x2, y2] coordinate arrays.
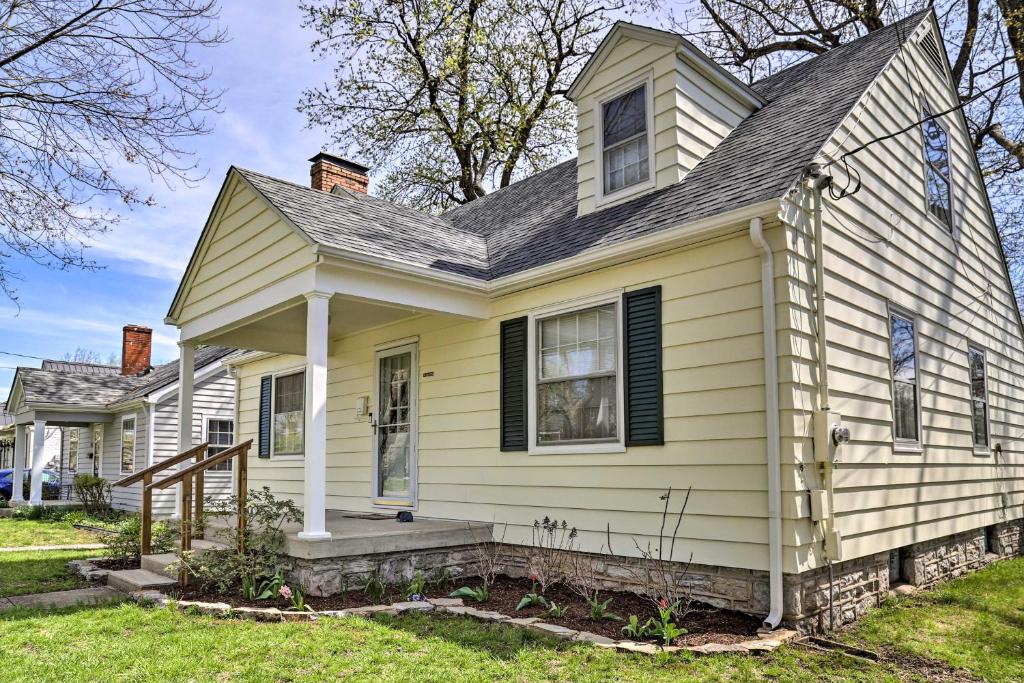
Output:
[[372, 343, 417, 507]]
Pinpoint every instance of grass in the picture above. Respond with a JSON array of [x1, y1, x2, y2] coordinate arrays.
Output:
[[0, 517, 103, 548], [0, 550, 96, 598], [0, 604, 897, 683], [849, 557, 1024, 681]]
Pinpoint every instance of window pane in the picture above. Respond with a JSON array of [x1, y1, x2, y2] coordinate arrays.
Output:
[[927, 170, 951, 227], [121, 419, 135, 473], [539, 304, 616, 380], [69, 429, 79, 471], [893, 381, 919, 441], [923, 118, 949, 178], [972, 400, 988, 447], [891, 315, 917, 382], [274, 373, 304, 455], [537, 376, 617, 443], [208, 418, 234, 470], [922, 113, 952, 228], [969, 348, 986, 400], [603, 85, 646, 147]]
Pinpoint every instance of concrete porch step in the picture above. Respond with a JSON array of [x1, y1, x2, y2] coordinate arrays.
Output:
[[140, 538, 224, 577], [107, 568, 179, 593]]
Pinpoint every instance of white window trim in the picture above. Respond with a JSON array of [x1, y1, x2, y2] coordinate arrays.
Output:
[[119, 414, 138, 476], [888, 303, 924, 453], [203, 414, 236, 472], [270, 366, 306, 461], [371, 341, 419, 509], [919, 99, 956, 237], [966, 343, 992, 456], [527, 290, 626, 455], [594, 73, 656, 208]]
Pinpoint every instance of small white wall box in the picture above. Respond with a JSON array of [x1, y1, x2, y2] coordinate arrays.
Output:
[[355, 396, 369, 418], [825, 528, 844, 561], [810, 489, 830, 521], [813, 410, 849, 463]]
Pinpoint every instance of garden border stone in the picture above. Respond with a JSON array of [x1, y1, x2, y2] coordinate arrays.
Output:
[[117, 587, 792, 656]]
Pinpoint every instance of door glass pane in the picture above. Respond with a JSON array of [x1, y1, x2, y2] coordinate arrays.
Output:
[[378, 351, 412, 499]]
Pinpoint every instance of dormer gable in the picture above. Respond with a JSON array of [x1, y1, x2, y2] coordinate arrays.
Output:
[[568, 23, 764, 216]]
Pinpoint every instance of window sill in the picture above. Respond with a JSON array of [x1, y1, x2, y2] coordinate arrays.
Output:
[[893, 442, 923, 454], [271, 454, 305, 462], [528, 443, 626, 456], [973, 447, 991, 457]]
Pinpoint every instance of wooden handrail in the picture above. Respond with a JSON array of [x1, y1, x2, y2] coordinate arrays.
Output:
[[112, 442, 209, 487], [147, 440, 252, 491]]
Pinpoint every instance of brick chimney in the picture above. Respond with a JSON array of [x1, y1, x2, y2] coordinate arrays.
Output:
[[121, 325, 153, 376], [309, 152, 370, 194]]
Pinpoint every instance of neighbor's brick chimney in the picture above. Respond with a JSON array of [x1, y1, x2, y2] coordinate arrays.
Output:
[[121, 325, 153, 376], [309, 152, 370, 194]]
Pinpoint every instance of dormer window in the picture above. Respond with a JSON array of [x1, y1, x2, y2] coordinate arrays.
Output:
[[602, 84, 650, 195], [922, 108, 952, 229]]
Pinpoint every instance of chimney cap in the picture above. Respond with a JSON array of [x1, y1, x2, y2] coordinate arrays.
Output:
[[308, 152, 370, 176]]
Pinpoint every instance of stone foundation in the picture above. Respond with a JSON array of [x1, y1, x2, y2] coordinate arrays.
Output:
[[287, 518, 1024, 634]]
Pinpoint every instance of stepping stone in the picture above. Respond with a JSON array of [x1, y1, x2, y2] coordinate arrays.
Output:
[[506, 617, 540, 626], [107, 569, 177, 593], [527, 622, 578, 639], [574, 631, 617, 646], [392, 601, 434, 612], [686, 642, 749, 655], [1, 587, 122, 610], [428, 597, 463, 607]]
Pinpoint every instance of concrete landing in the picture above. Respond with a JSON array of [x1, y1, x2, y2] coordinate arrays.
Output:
[[140, 538, 222, 576], [107, 568, 178, 593], [0, 586, 122, 611]]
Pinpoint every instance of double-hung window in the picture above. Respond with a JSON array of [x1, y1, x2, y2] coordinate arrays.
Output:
[[967, 345, 990, 450], [890, 310, 921, 446], [68, 428, 79, 472], [602, 84, 650, 195], [120, 417, 136, 474], [922, 108, 952, 229], [273, 371, 305, 456], [206, 418, 235, 470], [536, 302, 620, 446]]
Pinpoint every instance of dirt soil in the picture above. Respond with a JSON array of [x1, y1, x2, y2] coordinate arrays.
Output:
[[176, 574, 762, 646]]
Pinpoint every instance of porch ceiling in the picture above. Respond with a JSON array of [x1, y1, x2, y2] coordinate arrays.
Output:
[[196, 295, 418, 355]]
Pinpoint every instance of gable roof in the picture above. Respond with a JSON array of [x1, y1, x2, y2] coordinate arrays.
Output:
[[171, 10, 929, 310], [13, 346, 234, 409], [40, 360, 120, 376]]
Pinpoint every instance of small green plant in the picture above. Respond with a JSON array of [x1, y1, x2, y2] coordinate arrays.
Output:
[[587, 595, 622, 621], [242, 568, 284, 600], [12, 504, 43, 520], [646, 600, 686, 645], [106, 514, 175, 561], [545, 601, 568, 618], [516, 577, 548, 610], [432, 567, 455, 590], [0, 497, 8, 509], [449, 584, 489, 602], [364, 571, 387, 604], [621, 614, 651, 639], [404, 571, 427, 600]]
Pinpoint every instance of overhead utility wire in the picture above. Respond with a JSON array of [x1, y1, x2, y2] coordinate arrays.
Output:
[[0, 350, 47, 361], [823, 70, 1022, 169]]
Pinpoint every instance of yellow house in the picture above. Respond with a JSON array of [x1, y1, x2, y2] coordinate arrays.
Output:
[[165, 11, 1024, 632]]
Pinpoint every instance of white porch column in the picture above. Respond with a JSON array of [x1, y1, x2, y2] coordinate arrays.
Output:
[[178, 342, 195, 453], [298, 292, 331, 540], [10, 424, 26, 503], [29, 419, 46, 505]]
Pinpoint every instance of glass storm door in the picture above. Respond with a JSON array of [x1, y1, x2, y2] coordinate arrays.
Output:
[[373, 344, 417, 506]]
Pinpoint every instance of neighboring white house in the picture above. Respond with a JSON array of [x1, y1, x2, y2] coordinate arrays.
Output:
[[6, 326, 236, 513], [164, 10, 1023, 632]]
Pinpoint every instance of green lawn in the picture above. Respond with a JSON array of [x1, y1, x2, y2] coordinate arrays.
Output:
[[850, 557, 1024, 682], [0, 550, 95, 598], [0, 517, 102, 548], [0, 604, 892, 683]]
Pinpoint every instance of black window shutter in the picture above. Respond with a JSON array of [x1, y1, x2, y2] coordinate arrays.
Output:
[[500, 316, 528, 451], [623, 286, 664, 446], [258, 375, 272, 458]]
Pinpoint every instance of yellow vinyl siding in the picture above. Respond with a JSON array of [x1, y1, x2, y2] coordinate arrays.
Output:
[[781, 20, 1024, 571], [177, 176, 315, 324], [233, 229, 804, 572]]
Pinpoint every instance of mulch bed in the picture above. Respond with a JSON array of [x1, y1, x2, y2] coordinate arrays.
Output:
[[175, 574, 761, 647], [90, 557, 140, 571]]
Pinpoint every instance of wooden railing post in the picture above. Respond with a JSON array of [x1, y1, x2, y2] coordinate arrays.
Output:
[[194, 449, 205, 540], [237, 445, 248, 554], [180, 475, 193, 586], [141, 471, 153, 555]]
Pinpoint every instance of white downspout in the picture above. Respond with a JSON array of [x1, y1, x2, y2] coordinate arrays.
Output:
[[750, 216, 784, 630]]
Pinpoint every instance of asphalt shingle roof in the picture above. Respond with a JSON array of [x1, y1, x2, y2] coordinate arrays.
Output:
[[225, 12, 926, 282], [16, 346, 234, 407]]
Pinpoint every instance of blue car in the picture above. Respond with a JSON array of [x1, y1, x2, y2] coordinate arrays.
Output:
[[0, 468, 61, 501]]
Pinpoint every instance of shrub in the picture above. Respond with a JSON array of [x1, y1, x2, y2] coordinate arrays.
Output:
[[12, 504, 43, 520], [0, 498, 7, 509], [172, 487, 302, 595], [73, 475, 111, 514], [106, 514, 176, 561], [526, 517, 577, 593]]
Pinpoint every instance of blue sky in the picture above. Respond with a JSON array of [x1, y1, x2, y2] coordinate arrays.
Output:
[[0, 1, 335, 399]]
